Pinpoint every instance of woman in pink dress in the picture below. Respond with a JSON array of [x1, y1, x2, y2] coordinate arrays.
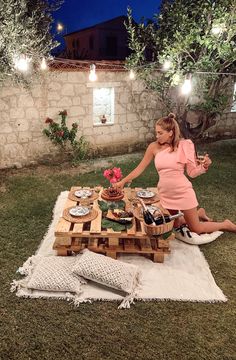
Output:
[[114, 113, 236, 234]]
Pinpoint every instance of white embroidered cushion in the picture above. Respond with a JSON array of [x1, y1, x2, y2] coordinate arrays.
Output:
[[72, 250, 140, 294], [27, 256, 84, 293]]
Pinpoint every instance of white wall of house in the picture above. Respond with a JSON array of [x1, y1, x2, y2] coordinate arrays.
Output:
[[0, 70, 163, 169], [0, 69, 235, 169]]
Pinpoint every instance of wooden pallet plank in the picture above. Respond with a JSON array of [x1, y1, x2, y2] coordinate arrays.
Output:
[[72, 223, 84, 234], [53, 237, 72, 247], [55, 218, 71, 235], [57, 248, 69, 256], [127, 217, 137, 236], [107, 228, 122, 235], [108, 237, 119, 248], [65, 198, 77, 208], [90, 199, 102, 233], [153, 251, 164, 263], [124, 239, 136, 250], [139, 238, 152, 250]]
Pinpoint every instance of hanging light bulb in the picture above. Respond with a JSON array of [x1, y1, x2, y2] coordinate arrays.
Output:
[[211, 25, 223, 35], [40, 57, 48, 71], [89, 64, 97, 81], [163, 60, 172, 71], [13, 55, 31, 72], [129, 69, 135, 80], [181, 78, 192, 95]]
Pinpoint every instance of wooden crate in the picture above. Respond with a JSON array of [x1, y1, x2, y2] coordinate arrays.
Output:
[[53, 186, 174, 263]]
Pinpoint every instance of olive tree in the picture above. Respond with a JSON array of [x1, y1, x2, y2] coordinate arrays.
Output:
[[125, 0, 236, 139], [0, 0, 63, 86]]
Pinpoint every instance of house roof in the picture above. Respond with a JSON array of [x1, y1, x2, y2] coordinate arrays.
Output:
[[64, 15, 128, 38], [50, 58, 126, 72]]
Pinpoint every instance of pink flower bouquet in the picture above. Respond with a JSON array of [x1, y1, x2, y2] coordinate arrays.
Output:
[[103, 167, 122, 185]]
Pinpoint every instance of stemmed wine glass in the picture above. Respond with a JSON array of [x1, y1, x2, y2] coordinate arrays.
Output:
[[196, 151, 206, 164]]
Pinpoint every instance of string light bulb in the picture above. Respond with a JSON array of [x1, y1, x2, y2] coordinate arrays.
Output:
[[89, 64, 97, 81], [181, 78, 192, 95], [129, 69, 135, 80], [211, 25, 223, 35], [13, 55, 31, 72], [40, 57, 48, 71], [163, 60, 172, 71]]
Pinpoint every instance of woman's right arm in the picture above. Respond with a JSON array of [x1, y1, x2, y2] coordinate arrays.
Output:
[[114, 142, 155, 189]]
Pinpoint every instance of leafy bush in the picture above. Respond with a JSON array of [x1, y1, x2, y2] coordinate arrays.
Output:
[[43, 110, 90, 164]]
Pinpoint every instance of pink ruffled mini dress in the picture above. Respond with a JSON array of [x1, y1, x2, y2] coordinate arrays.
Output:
[[154, 139, 206, 210]]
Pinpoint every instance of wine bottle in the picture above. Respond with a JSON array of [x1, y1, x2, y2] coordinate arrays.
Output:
[[154, 212, 184, 225], [139, 199, 156, 225]]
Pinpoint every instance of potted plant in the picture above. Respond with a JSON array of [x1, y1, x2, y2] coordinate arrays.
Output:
[[100, 115, 107, 124]]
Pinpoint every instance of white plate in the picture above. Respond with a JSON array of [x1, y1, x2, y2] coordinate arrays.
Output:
[[136, 190, 155, 199], [69, 206, 90, 217], [74, 189, 92, 198]]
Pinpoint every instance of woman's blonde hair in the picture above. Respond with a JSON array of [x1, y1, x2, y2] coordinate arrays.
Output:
[[155, 113, 181, 151]]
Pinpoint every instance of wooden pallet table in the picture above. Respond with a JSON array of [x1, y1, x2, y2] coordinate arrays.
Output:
[[53, 186, 174, 262]]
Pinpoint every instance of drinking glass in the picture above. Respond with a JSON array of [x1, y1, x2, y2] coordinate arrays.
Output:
[[197, 151, 206, 164]]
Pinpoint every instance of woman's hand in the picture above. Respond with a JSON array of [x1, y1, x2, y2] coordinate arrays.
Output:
[[203, 154, 212, 169], [113, 179, 126, 190]]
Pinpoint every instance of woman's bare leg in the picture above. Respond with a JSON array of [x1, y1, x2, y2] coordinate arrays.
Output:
[[197, 207, 213, 222], [183, 207, 236, 234], [169, 208, 213, 227]]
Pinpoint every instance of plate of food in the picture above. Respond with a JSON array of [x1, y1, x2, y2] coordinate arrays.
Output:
[[74, 189, 92, 198], [69, 206, 90, 217], [136, 190, 155, 199]]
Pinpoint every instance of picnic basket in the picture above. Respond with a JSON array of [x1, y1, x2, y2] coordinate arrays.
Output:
[[142, 207, 174, 236]]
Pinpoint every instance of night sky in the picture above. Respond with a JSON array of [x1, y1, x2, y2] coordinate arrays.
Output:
[[53, 0, 162, 34]]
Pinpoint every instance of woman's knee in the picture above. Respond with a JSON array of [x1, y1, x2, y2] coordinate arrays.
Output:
[[188, 223, 203, 234]]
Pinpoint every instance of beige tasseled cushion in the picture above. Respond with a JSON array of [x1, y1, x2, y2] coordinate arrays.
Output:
[[72, 250, 140, 294], [27, 256, 84, 293]]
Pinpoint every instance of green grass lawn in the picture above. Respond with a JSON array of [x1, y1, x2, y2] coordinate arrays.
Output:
[[0, 140, 236, 360]]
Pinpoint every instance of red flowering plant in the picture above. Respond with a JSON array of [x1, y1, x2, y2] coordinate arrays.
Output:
[[43, 110, 78, 148], [43, 110, 89, 163], [103, 167, 123, 186]]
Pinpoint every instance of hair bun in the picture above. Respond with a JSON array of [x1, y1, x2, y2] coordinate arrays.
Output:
[[168, 113, 176, 119]]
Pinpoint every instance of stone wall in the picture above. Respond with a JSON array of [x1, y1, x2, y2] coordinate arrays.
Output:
[[0, 69, 235, 169], [0, 70, 164, 169]]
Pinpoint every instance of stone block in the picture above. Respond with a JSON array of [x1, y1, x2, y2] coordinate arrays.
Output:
[[0, 99, 9, 110], [25, 108, 39, 119], [4, 143, 24, 159], [16, 119, 29, 132], [18, 132, 32, 143], [72, 97, 81, 105], [69, 106, 84, 117], [10, 108, 25, 119], [56, 97, 73, 107], [127, 113, 139, 123], [48, 91, 60, 100], [48, 82, 62, 91], [81, 94, 92, 105], [74, 84, 87, 95], [7, 133, 17, 143], [1, 123, 13, 134], [0, 135, 6, 144], [67, 72, 83, 83], [18, 94, 34, 107], [61, 84, 75, 96]]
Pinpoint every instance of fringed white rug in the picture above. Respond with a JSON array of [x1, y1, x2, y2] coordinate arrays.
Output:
[[11, 191, 227, 307]]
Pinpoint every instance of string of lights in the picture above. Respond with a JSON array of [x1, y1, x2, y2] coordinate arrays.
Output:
[[13, 55, 236, 96]]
